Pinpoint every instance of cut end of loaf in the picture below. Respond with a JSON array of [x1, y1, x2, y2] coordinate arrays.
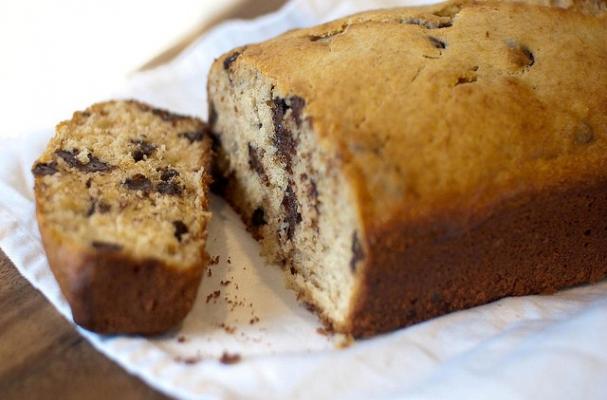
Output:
[[32, 99, 213, 334], [208, 60, 365, 332]]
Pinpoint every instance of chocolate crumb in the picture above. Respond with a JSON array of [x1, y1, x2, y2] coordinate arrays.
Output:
[[290, 266, 297, 275], [209, 255, 220, 265], [32, 161, 58, 176], [175, 355, 201, 365], [177, 336, 187, 343], [249, 317, 260, 325], [219, 352, 241, 364], [220, 280, 231, 286], [350, 231, 365, 272], [173, 220, 189, 242], [207, 269, 212, 277], [227, 257, 232, 264], [91, 241, 123, 252], [206, 290, 221, 304], [85, 178, 92, 188], [219, 323, 236, 334]]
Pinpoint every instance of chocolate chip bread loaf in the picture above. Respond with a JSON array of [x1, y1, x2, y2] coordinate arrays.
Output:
[[32, 100, 212, 334], [208, 0, 607, 337]]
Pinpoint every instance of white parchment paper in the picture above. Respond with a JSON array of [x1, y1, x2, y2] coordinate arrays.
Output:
[[1, 0, 607, 399]]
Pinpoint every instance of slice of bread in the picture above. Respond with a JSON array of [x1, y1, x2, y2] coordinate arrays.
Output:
[[32, 100, 212, 334]]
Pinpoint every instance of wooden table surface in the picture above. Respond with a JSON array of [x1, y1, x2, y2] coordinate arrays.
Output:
[[0, 1, 285, 399]]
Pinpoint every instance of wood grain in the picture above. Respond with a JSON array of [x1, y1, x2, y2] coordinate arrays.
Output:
[[0, 248, 168, 400], [0, 1, 286, 398]]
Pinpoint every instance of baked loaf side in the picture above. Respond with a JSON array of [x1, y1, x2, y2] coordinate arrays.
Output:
[[32, 100, 212, 334], [208, 0, 607, 336]]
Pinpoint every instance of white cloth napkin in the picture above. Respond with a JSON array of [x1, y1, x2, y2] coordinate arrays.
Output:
[[1, 0, 606, 399]]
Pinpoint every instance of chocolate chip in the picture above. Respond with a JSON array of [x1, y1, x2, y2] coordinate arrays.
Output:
[[251, 207, 267, 227], [281, 182, 301, 240], [209, 131, 222, 152], [350, 231, 365, 272], [179, 128, 207, 143], [158, 167, 179, 181], [91, 241, 123, 252], [223, 51, 241, 70], [428, 36, 446, 49], [85, 178, 92, 188], [272, 98, 297, 171], [172, 220, 189, 242], [131, 139, 157, 162], [84, 155, 114, 172], [520, 46, 535, 67], [290, 96, 306, 127], [124, 174, 152, 192], [55, 149, 81, 168], [55, 149, 114, 173], [98, 202, 111, 213], [248, 143, 269, 185], [308, 179, 320, 213], [506, 41, 534, 68], [86, 198, 96, 217], [156, 181, 183, 196], [455, 75, 477, 86], [32, 161, 58, 176], [209, 103, 218, 128], [87, 198, 111, 217]]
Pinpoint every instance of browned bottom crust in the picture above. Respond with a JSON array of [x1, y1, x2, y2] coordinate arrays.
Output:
[[218, 170, 607, 338], [40, 224, 204, 335], [349, 178, 607, 338]]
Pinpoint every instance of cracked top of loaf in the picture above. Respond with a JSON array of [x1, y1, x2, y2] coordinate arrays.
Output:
[[217, 0, 607, 227]]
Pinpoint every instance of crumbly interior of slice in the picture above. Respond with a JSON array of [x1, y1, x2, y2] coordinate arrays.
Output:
[[33, 100, 212, 267], [209, 64, 361, 329]]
